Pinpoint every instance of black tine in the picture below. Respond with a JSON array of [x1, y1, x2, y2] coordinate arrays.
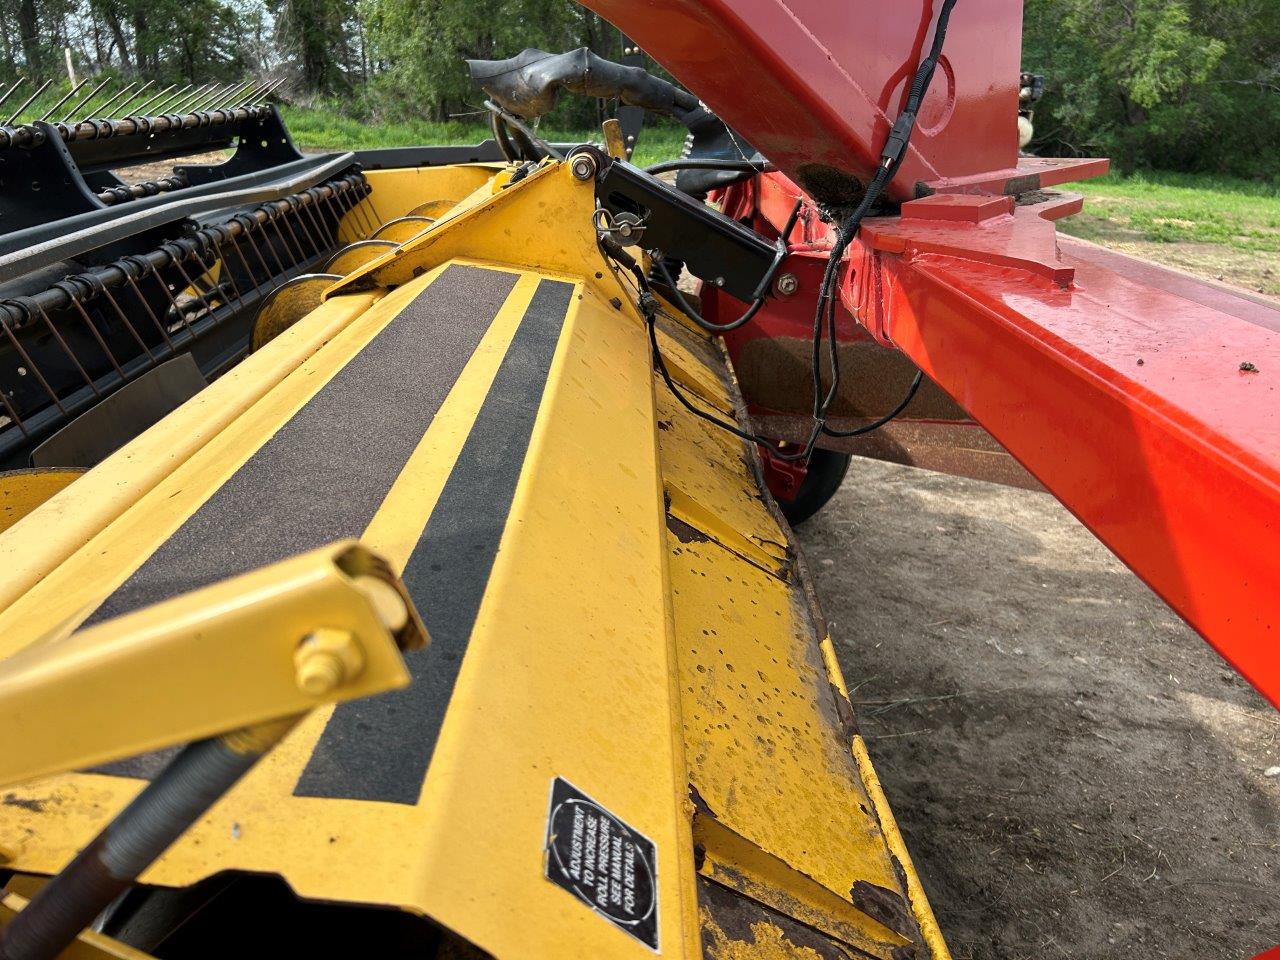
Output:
[[170, 251, 218, 322], [37, 304, 100, 396], [228, 232, 263, 298], [60, 77, 112, 122], [364, 192, 385, 229], [273, 202, 309, 262], [123, 271, 174, 350], [37, 78, 88, 122], [99, 284, 156, 364], [0, 78, 26, 113], [0, 318, 65, 414], [114, 79, 155, 116], [240, 222, 278, 280], [153, 83, 194, 114], [5, 79, 52, 126], [0, 381, 29, 438], [71, 299, 127, 380], [132, 83, 176, 116], [210, 237, 247, 310], [92, 81, 138, 119], [268, 209, 304, 272]]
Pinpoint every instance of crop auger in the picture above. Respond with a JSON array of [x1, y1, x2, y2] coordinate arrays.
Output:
[[0, 2, 1275, 958]]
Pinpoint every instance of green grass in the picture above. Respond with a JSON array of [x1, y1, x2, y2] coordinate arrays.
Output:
[[1060, 170, 1280, 254], [279, 105, 686, 168]]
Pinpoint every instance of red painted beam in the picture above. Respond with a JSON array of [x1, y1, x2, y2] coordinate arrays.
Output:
[[582, 0, 1026, 203], [850, 213, 1280, 708]]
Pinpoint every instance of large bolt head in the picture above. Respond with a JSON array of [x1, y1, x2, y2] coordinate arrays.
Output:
[[775, 273, 800, 297], [569, 153, 598, 182]]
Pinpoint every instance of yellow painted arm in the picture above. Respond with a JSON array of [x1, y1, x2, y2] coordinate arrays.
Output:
[[0, 540, 427, 789]]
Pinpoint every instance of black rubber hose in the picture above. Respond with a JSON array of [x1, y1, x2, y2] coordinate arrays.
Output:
[[467, 47, 706, 126]]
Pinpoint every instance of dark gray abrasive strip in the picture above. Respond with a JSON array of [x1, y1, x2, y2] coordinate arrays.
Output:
[[92, 263, 520, 779], [294, 278, 575, 805]]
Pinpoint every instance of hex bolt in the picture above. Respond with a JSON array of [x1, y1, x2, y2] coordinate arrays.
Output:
[[294, 628, 363, 695], [775, 272, 800, 297], [570, 153, 598, 182]]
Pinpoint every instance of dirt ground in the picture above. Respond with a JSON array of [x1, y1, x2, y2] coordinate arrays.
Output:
[[797, 458, 1279, 959]]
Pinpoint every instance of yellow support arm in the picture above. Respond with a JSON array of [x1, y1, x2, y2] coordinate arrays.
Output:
[[0, 540, 427, 790]]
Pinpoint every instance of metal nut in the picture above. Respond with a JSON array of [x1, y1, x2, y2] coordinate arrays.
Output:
[[569, 153, 598, 182], [775, 272, 800, 297], [294, 628, 364, 696]]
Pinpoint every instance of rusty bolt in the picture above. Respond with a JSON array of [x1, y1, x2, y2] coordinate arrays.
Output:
[[775, 272, 799, 297], [294, 629, 364, 696], [569, 153, 598, 182]]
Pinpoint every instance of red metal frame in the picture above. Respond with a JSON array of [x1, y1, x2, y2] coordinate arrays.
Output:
[[582, 0, 1280, 709]]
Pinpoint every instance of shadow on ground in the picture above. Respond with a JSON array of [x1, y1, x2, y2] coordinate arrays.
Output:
[[796, 457, 1279, 959]]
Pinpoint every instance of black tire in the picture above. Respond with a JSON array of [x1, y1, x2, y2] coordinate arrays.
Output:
[[779, 449, 852, 526]]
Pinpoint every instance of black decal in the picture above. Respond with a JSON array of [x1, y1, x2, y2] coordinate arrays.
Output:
[[544, 777, 659, 951]]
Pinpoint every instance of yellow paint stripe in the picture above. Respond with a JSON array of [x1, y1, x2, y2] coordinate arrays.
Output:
[[0, 290, 381, 616], [853, 735, 954, 960]]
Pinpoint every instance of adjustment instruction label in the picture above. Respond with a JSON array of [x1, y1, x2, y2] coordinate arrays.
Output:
[[543, 776, 659, 951]]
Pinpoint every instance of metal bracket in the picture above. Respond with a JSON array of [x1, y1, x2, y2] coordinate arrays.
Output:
[[584, 146, 780, 302], [0, 539, 427, 789]]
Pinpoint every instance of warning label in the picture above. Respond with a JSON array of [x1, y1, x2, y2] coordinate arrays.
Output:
[[544, 776, 659, 951]]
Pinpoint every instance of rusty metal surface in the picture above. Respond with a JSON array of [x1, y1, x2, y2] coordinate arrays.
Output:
[[752, 415, 1044, 491]]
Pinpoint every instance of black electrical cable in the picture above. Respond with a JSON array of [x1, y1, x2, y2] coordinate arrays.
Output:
[[652, 257, 765, 333], [602, 239, 817, 456], [618, 0, 958, 460], [821, 370, 924, 437], [650, 198, 802, 334]]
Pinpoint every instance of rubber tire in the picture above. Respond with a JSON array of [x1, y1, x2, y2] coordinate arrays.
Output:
[[779, 449, 852, 526]]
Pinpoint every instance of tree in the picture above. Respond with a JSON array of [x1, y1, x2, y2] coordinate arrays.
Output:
[[271, 0, 360, 93], [1023, 0, 1279, 176], [361, 0, 611, 121]]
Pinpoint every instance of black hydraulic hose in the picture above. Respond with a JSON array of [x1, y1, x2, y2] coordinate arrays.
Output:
[[644, 158, 776, 176]]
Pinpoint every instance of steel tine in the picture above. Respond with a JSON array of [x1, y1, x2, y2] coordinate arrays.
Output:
[[188, 82, 232, 113], [205, 81, 248, 112], [153, 83, 193, 114], [93, 81, 139, 118], [114, 78, 155, 116], [60, 77, 112, 122], [214, 81, 253, 112], [0, 78, 26, 113], [233, 79, 268, 108], [170, 83, 214, 114], [37, 78, 88, 122], [246, 78, 284, 107], [131, 83, 175, 117], [5, 79, 52, 126], [181, 83, 220, 114], [189, 83, 233, 113]]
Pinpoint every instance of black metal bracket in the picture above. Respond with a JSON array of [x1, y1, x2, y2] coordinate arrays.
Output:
[[178, 107, 305, 186], [0, 123, 105, 237], [585, 147, 779, 302]]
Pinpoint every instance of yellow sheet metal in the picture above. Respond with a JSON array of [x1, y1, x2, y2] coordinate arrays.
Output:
[[0, 157, 947, 960]]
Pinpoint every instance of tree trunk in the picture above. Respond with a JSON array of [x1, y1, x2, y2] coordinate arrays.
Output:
[[17, 0, 41, 74], [98, 3, 133, 72]]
